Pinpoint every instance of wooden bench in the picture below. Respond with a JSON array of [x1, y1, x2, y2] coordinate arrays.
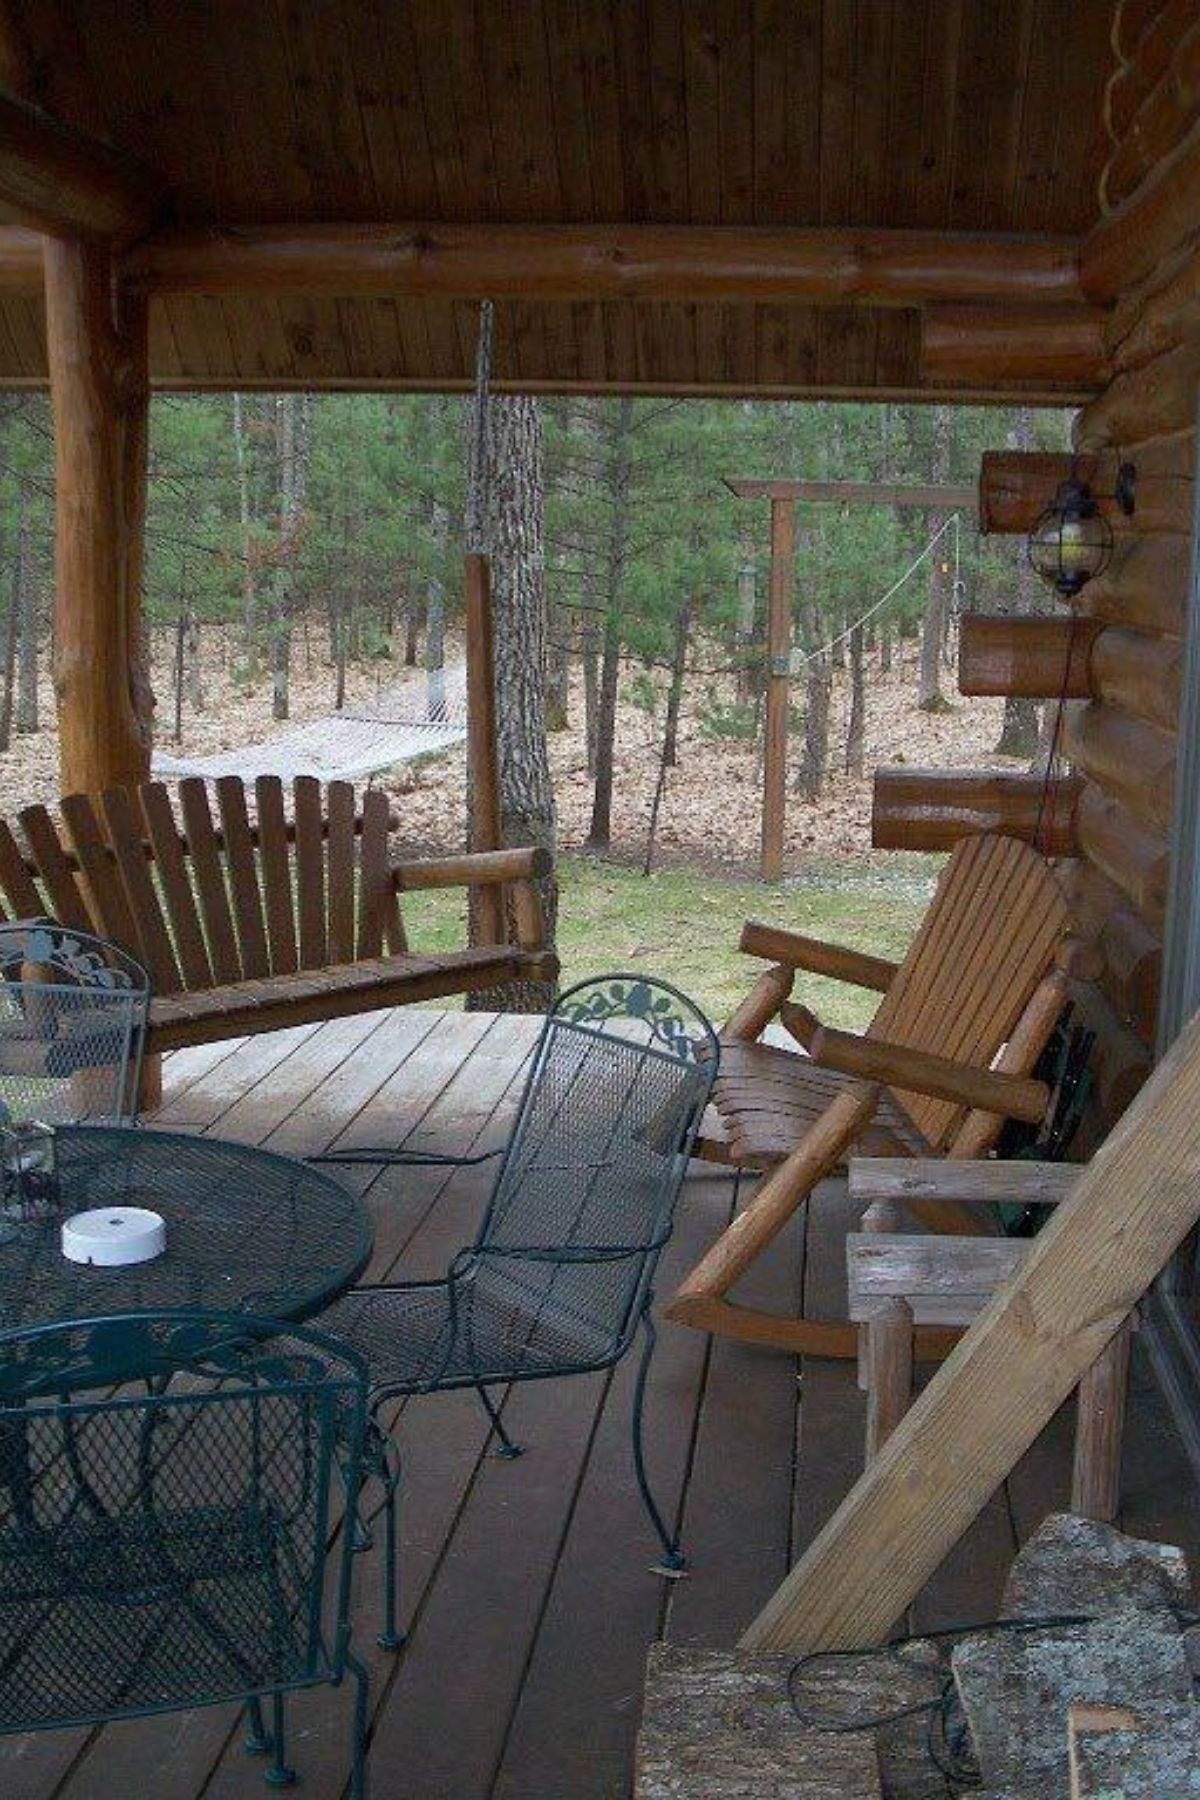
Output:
[[0, 774, 558, 1053], [846, 1157, 1132, 1523]]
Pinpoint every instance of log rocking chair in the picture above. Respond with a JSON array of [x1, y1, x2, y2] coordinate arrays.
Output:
[[666, 832, 1080, 1359]]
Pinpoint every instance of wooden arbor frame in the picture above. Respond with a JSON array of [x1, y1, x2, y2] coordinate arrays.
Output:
[[722, 479, 978, 881]]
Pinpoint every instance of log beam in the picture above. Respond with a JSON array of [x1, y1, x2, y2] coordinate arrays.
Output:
[[1063, 702, 1176, 835], [0, 92, 160, 240], [921, 306, 1109, 390], [44, 238, 153, 795], [978, 452, 1104, 534], [957, 614, 1101, 699], [0, 223, 42, 289], [1082, 114, 1200, 300], [871, 767, 1080, 857], [123, 223, 1087, 306]]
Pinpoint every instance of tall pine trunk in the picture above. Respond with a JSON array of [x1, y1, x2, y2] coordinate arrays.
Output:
[[845, 621, 866, 776], [271, 394, 307, 721], [232, 393, 259, 680], [13, 493, 36, 734], [918, 405, 955, 713], [587, 398, 633, 849], [468, 395, 558, 1013]]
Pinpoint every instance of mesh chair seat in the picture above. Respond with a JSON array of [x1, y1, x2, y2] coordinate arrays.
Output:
[[0, 1496, 306, 1730], [325, 1247, 644, 1395]]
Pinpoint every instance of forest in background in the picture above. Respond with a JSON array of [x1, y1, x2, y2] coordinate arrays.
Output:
[[0, 392, 1071, 855]]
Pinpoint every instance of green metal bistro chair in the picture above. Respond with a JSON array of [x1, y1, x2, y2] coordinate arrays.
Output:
[[0, 1309, 371, 1796], [0, 921, 150, 1123], [323, 974, 719, 1649]]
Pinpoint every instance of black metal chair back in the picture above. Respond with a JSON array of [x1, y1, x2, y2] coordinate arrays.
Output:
[[0, 1310, 369, 1792], [0, 921, 150, 1124], [469, 976, 719, 1371]]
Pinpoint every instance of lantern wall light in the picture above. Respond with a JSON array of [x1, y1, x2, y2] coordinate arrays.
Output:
[[1027, 462, 1136, 599]]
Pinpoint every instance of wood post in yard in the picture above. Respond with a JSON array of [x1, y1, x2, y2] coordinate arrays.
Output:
[[44, 237, 153, 796], [761, 496, 794, 880]]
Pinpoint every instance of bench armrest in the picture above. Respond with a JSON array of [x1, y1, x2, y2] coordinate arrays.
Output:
[[809, 1025, 1050, 1124], [739, 920, 898, 993], [391, 846, 550, 891], [392, 845, 550, 954]]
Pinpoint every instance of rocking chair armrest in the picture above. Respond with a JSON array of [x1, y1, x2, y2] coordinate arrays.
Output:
[[391, 846, 551, 892], [738, 921, 899, 993], [808, 1026, 1050, 1125]]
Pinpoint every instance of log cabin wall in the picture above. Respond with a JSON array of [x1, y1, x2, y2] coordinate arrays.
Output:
[[1067, 0, 1200, 1132], [872, 2, 1200, 1142]]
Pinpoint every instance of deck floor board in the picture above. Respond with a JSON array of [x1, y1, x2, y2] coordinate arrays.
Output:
[[0, 1008, 1189, 1800]]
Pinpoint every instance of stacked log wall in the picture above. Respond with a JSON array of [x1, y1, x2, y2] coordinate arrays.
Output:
[[1069, 4, 1200, 1117], [873, 2, 1200, 1135]]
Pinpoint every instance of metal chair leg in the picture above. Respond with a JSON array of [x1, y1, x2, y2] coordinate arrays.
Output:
[[345, 1647, 371, 1800], [631, 1305, 685, 1576], [376, 1433, 405, 1651], [475, 1382, 524, 1458], [264, 1691, 296, 1787], [244, 1694, 272, 1756]]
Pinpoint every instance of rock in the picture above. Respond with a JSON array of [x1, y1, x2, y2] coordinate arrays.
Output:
[[635, 1645, 887, 1798], [1001, 1513, 1191, 1620], [1068, 1698, 1200, 1797], [951, 1607, 1192, 1791]]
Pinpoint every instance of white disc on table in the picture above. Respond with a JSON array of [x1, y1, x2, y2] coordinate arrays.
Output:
[[61, 1206, 167, 1267]]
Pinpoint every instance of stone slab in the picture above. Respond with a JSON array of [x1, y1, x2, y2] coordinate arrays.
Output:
[[635, 1646, 886, 1799], [1001, 1513, 1191, 1620], [1068, 1699, 1200, 1798], [952, 1607, 1192, 1791]]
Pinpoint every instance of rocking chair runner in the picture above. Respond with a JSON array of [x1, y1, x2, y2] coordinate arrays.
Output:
[[666, 833, 1079, 1360]]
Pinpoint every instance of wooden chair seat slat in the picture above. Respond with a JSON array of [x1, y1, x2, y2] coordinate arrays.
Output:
[[98, 786, 183, 994], [216, 775, 270, 979], [17, 806, 91, 933], [0, 819, 46, 921], [147, 945, 535, 1053], [713, 1041, 929, 1164], [179, 778, 241, 985], [255, 775, 299, 976], [137, 782, 212, 991], [356, 786, 389, 959], [293, 774, 328, 971], [326, 780, 357, 966], [57, 795, 141, 951]]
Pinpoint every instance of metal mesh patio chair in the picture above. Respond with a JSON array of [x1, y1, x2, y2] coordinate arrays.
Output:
[[323, 974, 719, 1647], [0, 1309, 370, 1796], [0, 921, 150, 1124]]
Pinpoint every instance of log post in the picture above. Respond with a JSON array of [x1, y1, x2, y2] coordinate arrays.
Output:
[[957, 614, 1100, 697], [871, 766, 1081, 855], [761, 496, 794, 881], [44, 238, 153, 796]]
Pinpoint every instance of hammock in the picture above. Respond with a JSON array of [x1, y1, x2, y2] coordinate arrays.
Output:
[[153, 665, 468, 783]]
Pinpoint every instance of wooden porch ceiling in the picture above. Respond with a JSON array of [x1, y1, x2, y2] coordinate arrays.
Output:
[[0, 0, 1118, 399]]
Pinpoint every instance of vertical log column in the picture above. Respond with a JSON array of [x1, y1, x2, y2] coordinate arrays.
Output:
[[761, 497, 794, 880], [44, 238, 152, 795]]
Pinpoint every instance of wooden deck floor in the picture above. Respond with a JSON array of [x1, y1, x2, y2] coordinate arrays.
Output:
[[3, 1007, 1198, 1800]]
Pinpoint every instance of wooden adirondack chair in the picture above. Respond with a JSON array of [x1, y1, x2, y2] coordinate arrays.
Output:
[[667, 833, 1078, 1359]]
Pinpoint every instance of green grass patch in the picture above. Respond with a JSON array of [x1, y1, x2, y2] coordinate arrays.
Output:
[[403, 852, 939, 1031]]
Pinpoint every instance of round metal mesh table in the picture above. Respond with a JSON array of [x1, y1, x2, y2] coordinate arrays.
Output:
[[0, 1126, 373, 1332]]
